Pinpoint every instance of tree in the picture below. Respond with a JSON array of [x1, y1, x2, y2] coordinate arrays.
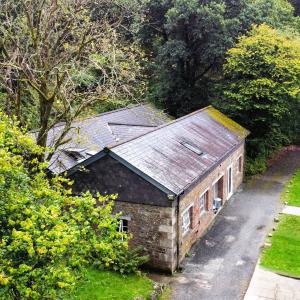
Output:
[[141, 0, 236, 116], [218, 24, 300, 160], [138, 0, 300, 117], [0, 112, 146, 299], [0, 0, 145, 156]]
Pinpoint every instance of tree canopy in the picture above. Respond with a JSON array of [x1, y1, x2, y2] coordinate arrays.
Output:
[[0, 0, 145, 155], [217, 24, 300, 171], [138, 0, 300, 117]]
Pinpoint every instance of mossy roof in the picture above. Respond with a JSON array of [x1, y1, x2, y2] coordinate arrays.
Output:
[[109, 105, 249, 195]]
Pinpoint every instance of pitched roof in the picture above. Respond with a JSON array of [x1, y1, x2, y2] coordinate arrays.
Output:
[[45, 104, 170, 174], [108, 106, 249, 195]]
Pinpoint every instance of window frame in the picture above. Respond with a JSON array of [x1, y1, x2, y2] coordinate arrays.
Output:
[[199, 189, 209, 215], [119, 219, 128, 233], [118, 218, 129, 241], [227, 164, 233, 199], [182, 205, 193, 236]]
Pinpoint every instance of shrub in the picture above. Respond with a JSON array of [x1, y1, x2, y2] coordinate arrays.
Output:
[[245, 156, 267, 176], [0, 113, 145, 299]]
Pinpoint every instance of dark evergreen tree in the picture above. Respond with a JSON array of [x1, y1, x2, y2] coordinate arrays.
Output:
[[139, 0, 300, 117]]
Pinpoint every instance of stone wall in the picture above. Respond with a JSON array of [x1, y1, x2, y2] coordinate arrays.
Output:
[[178, 143, 245, 262], [113, 201, 177, 272]]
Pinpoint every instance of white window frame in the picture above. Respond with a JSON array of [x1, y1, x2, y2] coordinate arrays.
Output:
[[199, 188, 209, 215], [118, 218, 129, 241], [227, 164, 233, 200], [182, 205, 193, 236], [118, 219, 129, 233]]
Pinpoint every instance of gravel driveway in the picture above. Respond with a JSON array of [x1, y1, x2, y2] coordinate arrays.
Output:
[[170, 149, 300, 300]]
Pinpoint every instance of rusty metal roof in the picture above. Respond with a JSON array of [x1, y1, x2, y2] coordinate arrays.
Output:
[[44, 104, 170, 174], [109, 106, 249, 195]]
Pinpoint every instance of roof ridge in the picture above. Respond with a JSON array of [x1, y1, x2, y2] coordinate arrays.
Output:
[[109, 105, 213, 149], [29, 103, 149, 133], [78, 102, 147, 121]]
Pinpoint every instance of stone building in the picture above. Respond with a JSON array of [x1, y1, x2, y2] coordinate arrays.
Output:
[[46, 103, 249, 273]]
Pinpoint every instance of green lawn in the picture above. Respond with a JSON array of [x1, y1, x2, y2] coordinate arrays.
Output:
[[282, 169, 300, 207], [261, 214, 300, 278], [63, 268, 154, 300]]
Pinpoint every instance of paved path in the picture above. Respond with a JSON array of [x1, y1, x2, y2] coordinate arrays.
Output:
[[170, 149, 300, 300], [244, 265, 300, 300], [282, 205, 300, 216]]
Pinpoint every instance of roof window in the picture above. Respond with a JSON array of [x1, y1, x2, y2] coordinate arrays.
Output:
[[181, 141, 203, 156], [63, 148, 86, 161]]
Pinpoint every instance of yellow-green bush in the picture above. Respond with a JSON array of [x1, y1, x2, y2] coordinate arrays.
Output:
[[0, 113, 146, 299]]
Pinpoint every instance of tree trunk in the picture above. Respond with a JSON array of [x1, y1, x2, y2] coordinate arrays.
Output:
[[36, 94, 53, 150]]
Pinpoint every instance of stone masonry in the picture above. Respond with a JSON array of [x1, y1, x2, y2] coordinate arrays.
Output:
[[113, 201, 177, 272]]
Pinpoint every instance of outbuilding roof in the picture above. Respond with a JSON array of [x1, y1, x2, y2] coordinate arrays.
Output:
[[44, 104, 170, 174], [108, 106, 249, 195]]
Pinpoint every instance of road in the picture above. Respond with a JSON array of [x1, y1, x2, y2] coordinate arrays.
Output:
[[171, 148, 300, 300]]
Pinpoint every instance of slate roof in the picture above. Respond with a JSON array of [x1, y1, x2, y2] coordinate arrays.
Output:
[[108, 106, 249, 195], [44, 104, 170, 174]]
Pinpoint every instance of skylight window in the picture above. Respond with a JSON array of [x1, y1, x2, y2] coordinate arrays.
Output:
[[63, 148, 86, 161], [181, 142, 203, 156]]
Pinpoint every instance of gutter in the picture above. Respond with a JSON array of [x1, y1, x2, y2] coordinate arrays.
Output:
[[176, 191, 184, 271]]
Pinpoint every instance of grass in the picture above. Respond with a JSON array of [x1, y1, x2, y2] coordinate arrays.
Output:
[[260, 214, 300, 278], [63, 268, 154, 300], [282, 169, 300, 207], [159, 286, 172, 300]]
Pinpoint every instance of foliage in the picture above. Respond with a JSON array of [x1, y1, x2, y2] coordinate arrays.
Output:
[[141, 0, 238, 116], [217, 24, 300, 160], [261, 214, 300, 278], [0, 0, 146, 155], [245, 157, 267, 177], [0, 113, 146, 299], [138, 0, 300, 117], [282, 169, 300, 207], [63, 268, 153, 300]]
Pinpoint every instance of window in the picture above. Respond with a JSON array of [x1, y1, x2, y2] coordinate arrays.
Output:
[[227, 166, 233, 198], [182, 207, 192, 236], [199, 190, 209, 214], [63, 148, 86, 161], [118, 219, 128, 233], [213, 182, 219, 200], [238, 156, 242, 173], [181, 141, 203, 155]]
